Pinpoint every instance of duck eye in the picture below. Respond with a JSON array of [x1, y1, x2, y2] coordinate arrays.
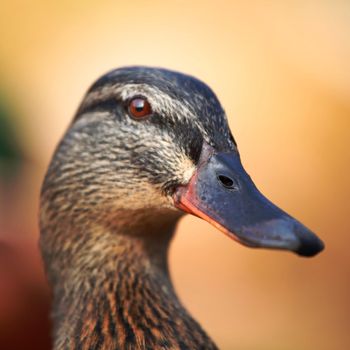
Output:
[[128, 97, 152, 119]]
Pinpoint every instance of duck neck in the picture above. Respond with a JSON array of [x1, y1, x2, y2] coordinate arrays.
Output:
[[45, 210, 217, 350]]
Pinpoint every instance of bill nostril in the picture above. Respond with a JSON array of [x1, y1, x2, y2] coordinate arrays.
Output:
[[217, 175, 237, 190]]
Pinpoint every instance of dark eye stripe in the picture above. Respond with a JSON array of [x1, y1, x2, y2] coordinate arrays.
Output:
[[149, 113, 203, 163], [74, 95, 203, 162], [75, 98, 120, 120]]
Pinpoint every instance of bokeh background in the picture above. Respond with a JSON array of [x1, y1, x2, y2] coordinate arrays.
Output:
[[0, 1, 349, 349]]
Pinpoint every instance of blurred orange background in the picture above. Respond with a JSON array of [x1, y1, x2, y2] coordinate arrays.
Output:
[[0, 1, 349, 349]]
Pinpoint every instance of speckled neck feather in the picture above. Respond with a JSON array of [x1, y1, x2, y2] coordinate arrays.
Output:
[[42, 210, 217, 349]]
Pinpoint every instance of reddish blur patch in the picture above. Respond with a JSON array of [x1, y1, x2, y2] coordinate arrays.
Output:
[[0, 237, 51, 350]]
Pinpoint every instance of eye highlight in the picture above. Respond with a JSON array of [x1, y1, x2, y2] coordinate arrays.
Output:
[[128, 97, 152, 119]]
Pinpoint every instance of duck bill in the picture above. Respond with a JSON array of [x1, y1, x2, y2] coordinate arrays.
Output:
[[174, 144, 324, 257]]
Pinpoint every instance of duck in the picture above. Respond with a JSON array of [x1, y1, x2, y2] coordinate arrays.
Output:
[[39, 66, 324, 350]]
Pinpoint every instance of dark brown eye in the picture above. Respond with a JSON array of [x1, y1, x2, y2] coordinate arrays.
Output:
[[128, 97, 152, 119]]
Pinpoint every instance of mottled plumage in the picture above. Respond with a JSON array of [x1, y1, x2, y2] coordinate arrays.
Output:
[[40, 67, 230, 350]]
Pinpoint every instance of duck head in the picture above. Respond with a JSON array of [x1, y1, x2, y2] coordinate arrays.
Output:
[[43, 66, 323, 258]]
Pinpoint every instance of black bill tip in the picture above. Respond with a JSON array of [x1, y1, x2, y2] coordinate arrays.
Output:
[[293, 223, 325, 257]]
